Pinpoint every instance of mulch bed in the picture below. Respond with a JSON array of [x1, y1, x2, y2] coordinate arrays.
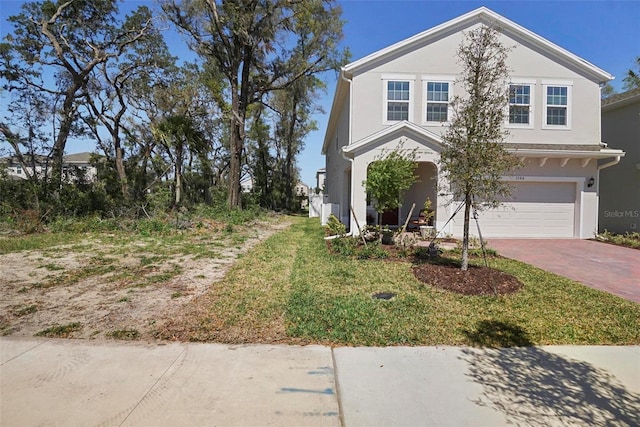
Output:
[[326, 237, 523, 297], [412, 260, 523, 296]]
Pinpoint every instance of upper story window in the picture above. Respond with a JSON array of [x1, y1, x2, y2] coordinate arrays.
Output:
[[426, 82, 449, 122], [387, 81, 410, 121], [508, 82, 534, 128], [543, 80, 572, 129], [422, 75, 454, 124], [382, 74, 415, 124], [16, 166, 22, 175]]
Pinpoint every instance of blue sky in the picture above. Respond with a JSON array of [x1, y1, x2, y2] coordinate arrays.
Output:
[[2, 1, 639, 189]]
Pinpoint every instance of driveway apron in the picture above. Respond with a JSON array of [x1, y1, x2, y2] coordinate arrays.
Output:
[[488, 239, 640, 303]]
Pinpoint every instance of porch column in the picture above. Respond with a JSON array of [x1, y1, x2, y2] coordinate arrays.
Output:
[[350, 156, 369, 236]]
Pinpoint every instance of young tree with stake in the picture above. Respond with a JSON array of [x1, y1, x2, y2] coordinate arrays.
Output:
[[439, 26, 521, 271]]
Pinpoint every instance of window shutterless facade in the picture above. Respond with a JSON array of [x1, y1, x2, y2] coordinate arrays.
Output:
[[509, 85, 531, 124], [382, 75, 415, 124], [426, 82, 449, 122], [422, 76, 454, 124], [386, 81, 410, 121], [543, 80, 572, 129], [506, 80, 535, 129]]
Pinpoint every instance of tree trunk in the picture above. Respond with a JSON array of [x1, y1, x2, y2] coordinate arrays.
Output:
[[461, 192, 472, 271], [175, 142, 183, 206], [51, 93, 76, 185], [114, 141, 128, 198], [284, 92, 299, 211], [228, 118, 242, 209], [227, 77, 243, 210]]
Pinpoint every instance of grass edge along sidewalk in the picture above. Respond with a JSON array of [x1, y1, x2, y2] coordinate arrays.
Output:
[[156, 216, 640, 346]]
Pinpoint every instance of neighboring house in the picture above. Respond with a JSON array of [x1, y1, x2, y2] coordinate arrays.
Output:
[[240, 176, 254, 193], [321, 7, 625, 239], [315, 168, 326, 194], [599, 89, 640, 234], [1, 154, 47, 180], [310, 169, 326, 219], [295, 182, 310, 209], [1, 152, 98, 183], [295, 182, 309, 198], [61, 152, 98, 183]]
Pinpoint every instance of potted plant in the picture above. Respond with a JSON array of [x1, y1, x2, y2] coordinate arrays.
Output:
[[381, 225, 395, 245], [419, 198, 435, 239]]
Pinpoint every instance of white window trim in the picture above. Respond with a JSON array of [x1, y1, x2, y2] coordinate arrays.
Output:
[[542, 80, 573, 130], [506, 79, 536, 129], [382, 75, 415, 124], [421, 75, 455, 125]]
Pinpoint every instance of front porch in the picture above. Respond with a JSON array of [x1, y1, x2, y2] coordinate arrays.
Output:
[[342, 121, 448, 237], [366, 161, 439, 230]]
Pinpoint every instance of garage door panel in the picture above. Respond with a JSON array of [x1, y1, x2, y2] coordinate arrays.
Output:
[[450, 182, 576, 238]]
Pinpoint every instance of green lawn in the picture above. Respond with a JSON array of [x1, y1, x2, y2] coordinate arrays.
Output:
[[163, 217, 640, 347]]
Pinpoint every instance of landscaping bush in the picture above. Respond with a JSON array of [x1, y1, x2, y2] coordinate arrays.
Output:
[[596, 231, 640, 249], [357, 241, 389, 259], [325, 214, 346, 236], [330, 235, 359, 257]]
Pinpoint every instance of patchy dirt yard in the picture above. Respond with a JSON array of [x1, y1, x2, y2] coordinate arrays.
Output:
[[0, 217, 291, 341]]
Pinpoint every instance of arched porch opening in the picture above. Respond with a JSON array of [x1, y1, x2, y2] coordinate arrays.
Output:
[[365, 161, 439, 228]]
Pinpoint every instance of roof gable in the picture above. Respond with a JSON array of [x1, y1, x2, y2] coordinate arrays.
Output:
[[322, 7, 613, 155], [343, 7, 612, 82], [342, 121, 443, 157]]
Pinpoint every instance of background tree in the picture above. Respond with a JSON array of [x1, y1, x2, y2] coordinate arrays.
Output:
[[246, 105, 275, 208], [81, 5, 174, 199], [439, 26, 521, 271], [362, 143, 418, 227], [162, 0, 347, 209], [0, 0, 156, 183], [153, 114, 205, 206], [601, 83, 615, 98], [622, 56, 640, 91]]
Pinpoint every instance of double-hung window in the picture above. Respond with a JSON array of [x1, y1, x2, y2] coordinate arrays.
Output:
[[543, 81, 572, 129], [383, 75, 414, 123], [422, 76, 454, 124], [386, 80, 410, 121], [426, 82, 449, 122], [507, 81, 534, 128]]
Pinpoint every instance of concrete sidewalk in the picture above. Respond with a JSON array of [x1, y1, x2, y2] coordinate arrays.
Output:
[[1, 338, 639, 426]]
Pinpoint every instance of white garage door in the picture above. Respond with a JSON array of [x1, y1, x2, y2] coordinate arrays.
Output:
[[452, 182, 576, 238]]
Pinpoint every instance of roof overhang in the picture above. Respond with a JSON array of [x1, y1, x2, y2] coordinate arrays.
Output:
[[509, 148, 625, 158], [321, 70, 349, 155], [602, 89, 640, 112], [509, 147, 625, 168]]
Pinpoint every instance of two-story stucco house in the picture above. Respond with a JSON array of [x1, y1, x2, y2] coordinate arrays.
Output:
[[2, 152, 98, 183], [321, 7, 625, 238]]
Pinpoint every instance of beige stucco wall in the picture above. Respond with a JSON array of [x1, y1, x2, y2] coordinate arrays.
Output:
[[349, 22, 602, 147], [599, 99, 640, 233], [324, 20, 606, 237], [325, 94, 350, 208]]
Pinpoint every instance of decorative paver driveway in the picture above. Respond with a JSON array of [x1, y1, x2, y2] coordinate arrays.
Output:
[[488, 239, 640, 303]]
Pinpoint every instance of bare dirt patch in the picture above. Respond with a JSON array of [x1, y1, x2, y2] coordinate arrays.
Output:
[[0, 218, 291, 341]]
